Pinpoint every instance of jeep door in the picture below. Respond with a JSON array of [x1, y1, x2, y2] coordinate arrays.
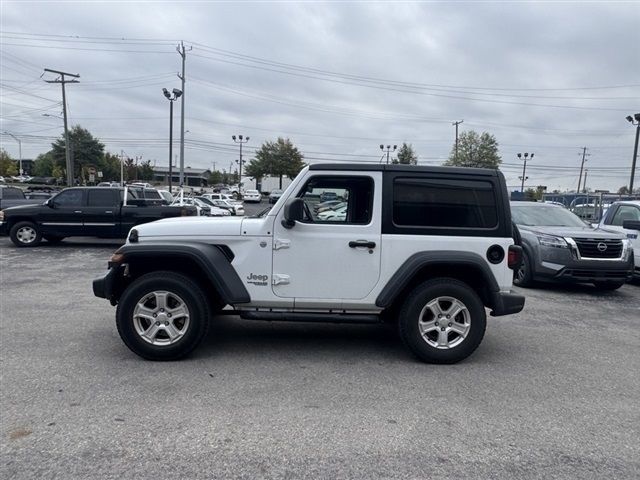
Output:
[[272, 172, 382, 303]]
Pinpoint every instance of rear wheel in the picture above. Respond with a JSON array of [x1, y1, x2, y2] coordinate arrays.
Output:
[[116, 271, 210, 360], [9, 221, 42, 247], [593, 281, 625, 291], [398, 278, 486, 364]]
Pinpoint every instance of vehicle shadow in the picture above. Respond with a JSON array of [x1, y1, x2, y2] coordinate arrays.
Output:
[[197, 316, 411, 362]]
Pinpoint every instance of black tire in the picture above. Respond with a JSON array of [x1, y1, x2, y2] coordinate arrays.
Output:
[[44, 235, 64, 244], [513, 250, 534, 287], [398, 278, 486, 364], [9, 221, 42, 247], [593, 281, 625, 291], [116, 271, 210, 361]]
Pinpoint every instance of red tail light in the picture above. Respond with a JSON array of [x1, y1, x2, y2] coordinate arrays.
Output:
[[508, 245, 522, 270]]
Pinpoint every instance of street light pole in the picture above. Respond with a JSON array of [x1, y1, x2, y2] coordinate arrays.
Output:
[[232, 135, 250, 193], [517, 152, 533, 192], [379, 144, 397, 165], [163, 88, 182, 193], [626, 113, 640, 193], [452, 120, 463, 160], [2, 131, 22, 176]]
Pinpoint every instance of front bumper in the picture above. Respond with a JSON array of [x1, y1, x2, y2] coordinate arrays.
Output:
[[490, 290, 525, 317], [532, 246, 634, 284], [93, 266, 121, 304]]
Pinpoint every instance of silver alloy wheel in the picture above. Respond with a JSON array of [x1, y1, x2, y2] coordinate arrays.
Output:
[[132, 290, 191, 346], [16, 226, 37, 244], [417, 296, 471, 349]]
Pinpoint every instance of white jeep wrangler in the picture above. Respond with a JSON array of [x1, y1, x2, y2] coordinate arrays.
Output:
[[94, 163, 525, 363]]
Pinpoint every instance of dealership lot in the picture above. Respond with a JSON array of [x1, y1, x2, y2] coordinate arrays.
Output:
[[1, 234, 639, 479]]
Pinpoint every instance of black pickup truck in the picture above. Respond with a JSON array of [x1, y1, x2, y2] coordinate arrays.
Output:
[[0, 187, 196, 247]]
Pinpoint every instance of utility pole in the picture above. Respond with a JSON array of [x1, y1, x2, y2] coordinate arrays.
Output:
[[177, 41, 191, 187], [452, 120, 463, 160], [120, 150, 125, 187], [582, 169, 588, 193], [577, 147, 589, 193], [44, 68, 79, 187]]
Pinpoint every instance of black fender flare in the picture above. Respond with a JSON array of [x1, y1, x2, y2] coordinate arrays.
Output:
[[93, 241, 250, 305], [375, 251, 500, 308]]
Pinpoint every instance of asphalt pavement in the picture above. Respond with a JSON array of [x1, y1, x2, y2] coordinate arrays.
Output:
[[1, 215, 639, 479]]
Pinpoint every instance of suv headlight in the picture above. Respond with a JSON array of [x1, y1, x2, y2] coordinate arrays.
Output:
[[0, 210, 4, 221], [535, 233, 569, 249]]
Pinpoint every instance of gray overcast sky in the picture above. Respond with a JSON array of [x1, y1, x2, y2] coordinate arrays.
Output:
[[1, 1, 638, 192]]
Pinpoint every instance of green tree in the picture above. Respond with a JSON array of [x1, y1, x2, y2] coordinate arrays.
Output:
[[245, 137, 306, 189], [395, 142, 418, 165], [51, 125, 105, 180], [209, 170, 224, 185], [0, 149, 18, 176], [444, 130, 501, 169], [99, 152, 122, 182], [32, 152, 55, 176], [138, 160, 154, 181], [617, 185, 630, 195]]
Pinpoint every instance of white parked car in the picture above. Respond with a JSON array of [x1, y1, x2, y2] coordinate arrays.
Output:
[[317, 204, 347, 221], [598, 200, 640, 279], [201, 193, 242, 205], [243, 189, 261, 203]]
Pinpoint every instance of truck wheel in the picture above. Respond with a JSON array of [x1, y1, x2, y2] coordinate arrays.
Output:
[[593, 281, 625, 291], [513, 251, 533, 287], [398, 278, 486, 364], [9, 221, 42, 247], [116, 271, 210, 361]]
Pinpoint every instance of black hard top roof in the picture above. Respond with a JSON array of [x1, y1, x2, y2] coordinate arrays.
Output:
[[308, 163, 498, 176]]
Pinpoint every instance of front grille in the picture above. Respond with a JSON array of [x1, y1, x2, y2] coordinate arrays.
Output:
[[573, 238, 622, 259]]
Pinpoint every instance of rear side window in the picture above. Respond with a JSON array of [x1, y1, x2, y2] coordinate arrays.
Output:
[[393, 177, 497, 228], [2, 188, 24, 199], [88, 189, 118, 207]]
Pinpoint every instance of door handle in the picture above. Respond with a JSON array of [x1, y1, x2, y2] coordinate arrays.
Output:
[[74, 210, 83, 214], [349, 240, 376, 249], [105, 211, 113, 214]]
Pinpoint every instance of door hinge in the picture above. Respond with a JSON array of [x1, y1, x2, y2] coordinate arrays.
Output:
[[272, 274, 290, 285], [273, 238, 291, 250]]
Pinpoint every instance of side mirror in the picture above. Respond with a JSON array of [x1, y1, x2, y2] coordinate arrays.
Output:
[[282, 197, 304, 229], [45, 199, 54, 208], [622, 220, 640, 230]]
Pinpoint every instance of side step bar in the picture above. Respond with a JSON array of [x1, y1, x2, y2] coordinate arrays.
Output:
[[239, 311, 382, 324]]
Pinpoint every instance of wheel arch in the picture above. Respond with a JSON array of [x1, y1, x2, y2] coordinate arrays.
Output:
[[96, 242, 251, 307], [376, 251, 501, 314]]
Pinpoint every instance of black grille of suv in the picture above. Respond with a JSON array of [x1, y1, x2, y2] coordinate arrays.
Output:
[[574, 238, 623, 259]]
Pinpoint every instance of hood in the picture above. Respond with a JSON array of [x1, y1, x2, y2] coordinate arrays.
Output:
[[1, 202, 45, 213], [135, 215, 242, 238], [519, 225, 626, 240]]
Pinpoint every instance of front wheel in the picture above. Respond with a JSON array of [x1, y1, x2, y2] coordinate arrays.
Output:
[[116, 271, 210, 360], [398, 278, 486, 364], [9, 221, 42, 247]]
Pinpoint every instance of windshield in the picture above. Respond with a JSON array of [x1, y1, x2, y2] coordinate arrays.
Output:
[[511, 204, 588, 228]]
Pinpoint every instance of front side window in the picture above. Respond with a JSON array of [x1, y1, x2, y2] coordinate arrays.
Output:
[[53, 189, 83, 207], [610, 205, 640, 226], [393, 177, 497, 228], [298, 176, 374, 225]]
